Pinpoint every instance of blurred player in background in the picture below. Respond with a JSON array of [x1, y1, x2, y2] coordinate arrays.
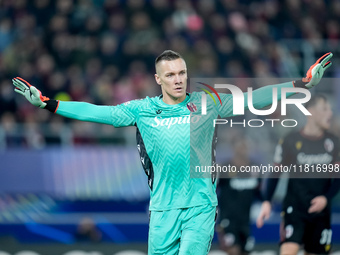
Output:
[[12, 51, 332, 255], [75, 217, 102, 243], [257, 94, 340, 255], [217, 135, 261, 255]]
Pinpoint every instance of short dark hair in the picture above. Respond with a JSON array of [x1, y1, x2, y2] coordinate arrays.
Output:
[[155, 50, 183, 65], [304, 94, 328, 109]]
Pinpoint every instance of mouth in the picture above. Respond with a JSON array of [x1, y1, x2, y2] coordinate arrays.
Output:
[[175, 87, 183, 91]]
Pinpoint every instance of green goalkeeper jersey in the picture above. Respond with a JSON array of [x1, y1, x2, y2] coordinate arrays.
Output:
[[55, 82, 294, 211]]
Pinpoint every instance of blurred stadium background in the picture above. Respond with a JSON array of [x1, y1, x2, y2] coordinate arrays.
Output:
[[1, 0, 340, 254]]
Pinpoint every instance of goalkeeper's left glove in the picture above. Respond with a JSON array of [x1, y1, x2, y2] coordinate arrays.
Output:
[[294, 52, 333, 88]]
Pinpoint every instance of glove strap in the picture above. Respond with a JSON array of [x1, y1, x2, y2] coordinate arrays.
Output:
[[44, 99, 59, 113], [293, 80, 308, 88]]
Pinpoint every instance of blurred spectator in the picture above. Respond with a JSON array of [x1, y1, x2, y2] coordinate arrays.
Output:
[[75, 217, 102, 243]]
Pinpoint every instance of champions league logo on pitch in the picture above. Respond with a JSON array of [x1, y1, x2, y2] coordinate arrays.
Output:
[[199, 83, 312, 128]]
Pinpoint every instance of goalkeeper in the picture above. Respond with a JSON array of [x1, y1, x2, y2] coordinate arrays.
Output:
[[12, 51, 333, 255]]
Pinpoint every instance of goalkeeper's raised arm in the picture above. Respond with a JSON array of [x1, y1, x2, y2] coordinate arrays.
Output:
[[231, 52, 332, 117], [259, 52, 332, 102], [12, 77, 139, 127]]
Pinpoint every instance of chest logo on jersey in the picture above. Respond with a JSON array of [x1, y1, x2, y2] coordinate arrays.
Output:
[[151, 114, 201, 129], [297, 152, 333, 165], [324, 138, 334, 152], [156, 109, 162, 114]]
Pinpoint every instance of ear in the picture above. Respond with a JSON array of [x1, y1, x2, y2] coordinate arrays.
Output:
[[154, 74, 161, 85]]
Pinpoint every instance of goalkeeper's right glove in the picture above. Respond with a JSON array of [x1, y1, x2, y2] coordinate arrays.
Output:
[[12, 77, 59, 112]]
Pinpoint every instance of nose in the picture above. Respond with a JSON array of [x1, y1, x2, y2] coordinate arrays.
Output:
[[174, 74, 182, 84]]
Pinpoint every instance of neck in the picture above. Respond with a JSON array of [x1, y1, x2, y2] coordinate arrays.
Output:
[[162, 93, 187, 105], [302, 121, 324, 137]]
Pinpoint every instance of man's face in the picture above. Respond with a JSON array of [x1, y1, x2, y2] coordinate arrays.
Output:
[[154, 58, 187, 104], [309, 99, 333, 130]]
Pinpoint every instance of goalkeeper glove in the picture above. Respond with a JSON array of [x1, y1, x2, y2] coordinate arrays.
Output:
[[12, 77, 59, 112], [294, 52, 333, 88]]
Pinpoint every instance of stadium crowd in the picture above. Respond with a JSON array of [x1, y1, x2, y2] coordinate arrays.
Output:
[[0, 0, 339, 148]]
